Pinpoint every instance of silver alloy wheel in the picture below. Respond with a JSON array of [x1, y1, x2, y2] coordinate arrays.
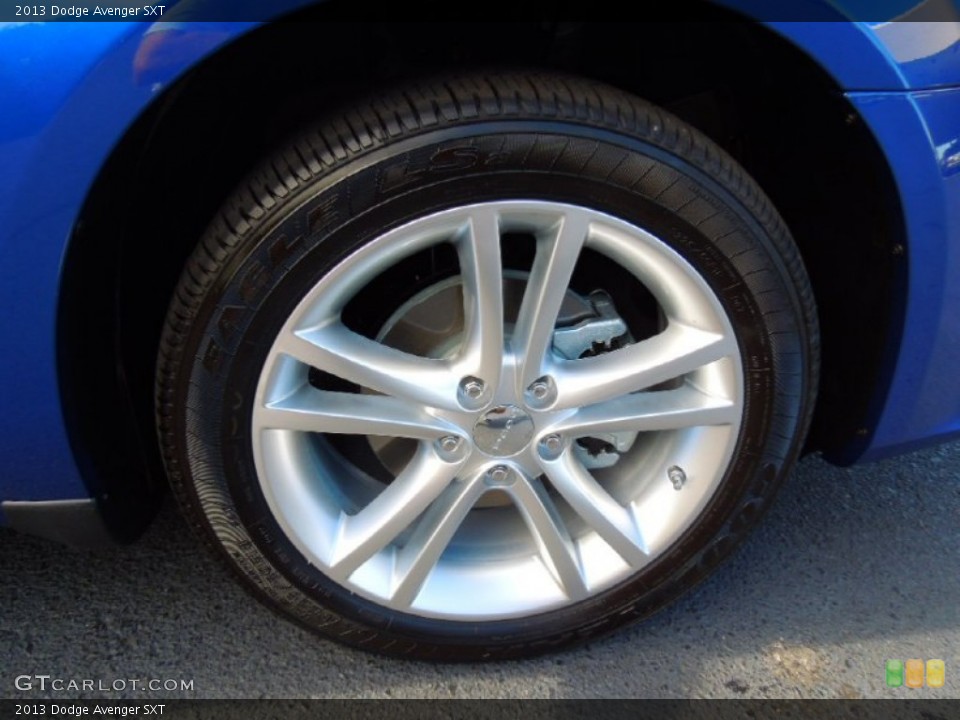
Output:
[[251, 200, 743, 620]]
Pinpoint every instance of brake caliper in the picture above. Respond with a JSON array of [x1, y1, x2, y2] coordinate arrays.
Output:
[[552, 290, 637, 469]]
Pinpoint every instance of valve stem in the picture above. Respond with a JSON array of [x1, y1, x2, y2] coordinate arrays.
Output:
[[668, 465, 686, 491]]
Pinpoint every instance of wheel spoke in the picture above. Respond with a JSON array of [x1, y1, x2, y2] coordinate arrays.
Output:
[[455, 207, 505, 384], [509, 476, 589, 601], [327, 444, 463, 579], [389, 472, 487, 607], [255, 386, 457, 440], [553, 384, 738, 437], [540, 449, 647, 567], [550, 322, 735, 410], [278, 322, 459, 410], [513, 209, 591, 388]]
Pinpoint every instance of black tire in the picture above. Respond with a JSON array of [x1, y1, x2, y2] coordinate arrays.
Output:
[[156, 71, 818, 660]]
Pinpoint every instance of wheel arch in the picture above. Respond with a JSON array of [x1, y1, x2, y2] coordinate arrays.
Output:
[[58, 9, 907, 540]]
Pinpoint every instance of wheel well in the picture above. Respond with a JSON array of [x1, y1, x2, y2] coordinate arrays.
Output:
[[59, 8, 904, 539]]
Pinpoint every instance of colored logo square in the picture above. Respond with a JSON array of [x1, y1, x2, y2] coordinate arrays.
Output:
[[886, 659, 904, 687], [927, 660, 945, 688], [905, 659, 925, 688]]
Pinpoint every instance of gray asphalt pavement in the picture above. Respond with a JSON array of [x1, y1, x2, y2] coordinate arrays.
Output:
[[2, 443, 958, 699]]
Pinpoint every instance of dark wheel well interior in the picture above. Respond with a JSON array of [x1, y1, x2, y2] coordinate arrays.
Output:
[[58, 8, 904, 541]]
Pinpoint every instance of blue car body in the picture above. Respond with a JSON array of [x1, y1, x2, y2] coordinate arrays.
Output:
[[1, 2, 959, 541]]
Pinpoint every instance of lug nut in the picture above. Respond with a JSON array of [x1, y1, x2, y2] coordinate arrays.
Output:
[[464, 381, 484, 399], [436, 435, 465, 461], [539, 433, 563, 459], [526, 376, 556, 407], [668, 465, 686, 491], [458, 376, 486, 407], [486, 465, 511, 486]]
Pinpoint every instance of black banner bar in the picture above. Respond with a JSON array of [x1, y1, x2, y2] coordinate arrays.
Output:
[[2, 700, 959, 720], [2, 0, 960, 23]]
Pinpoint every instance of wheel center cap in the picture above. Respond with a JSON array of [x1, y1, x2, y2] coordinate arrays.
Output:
[[473, 405, 534, 457]]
